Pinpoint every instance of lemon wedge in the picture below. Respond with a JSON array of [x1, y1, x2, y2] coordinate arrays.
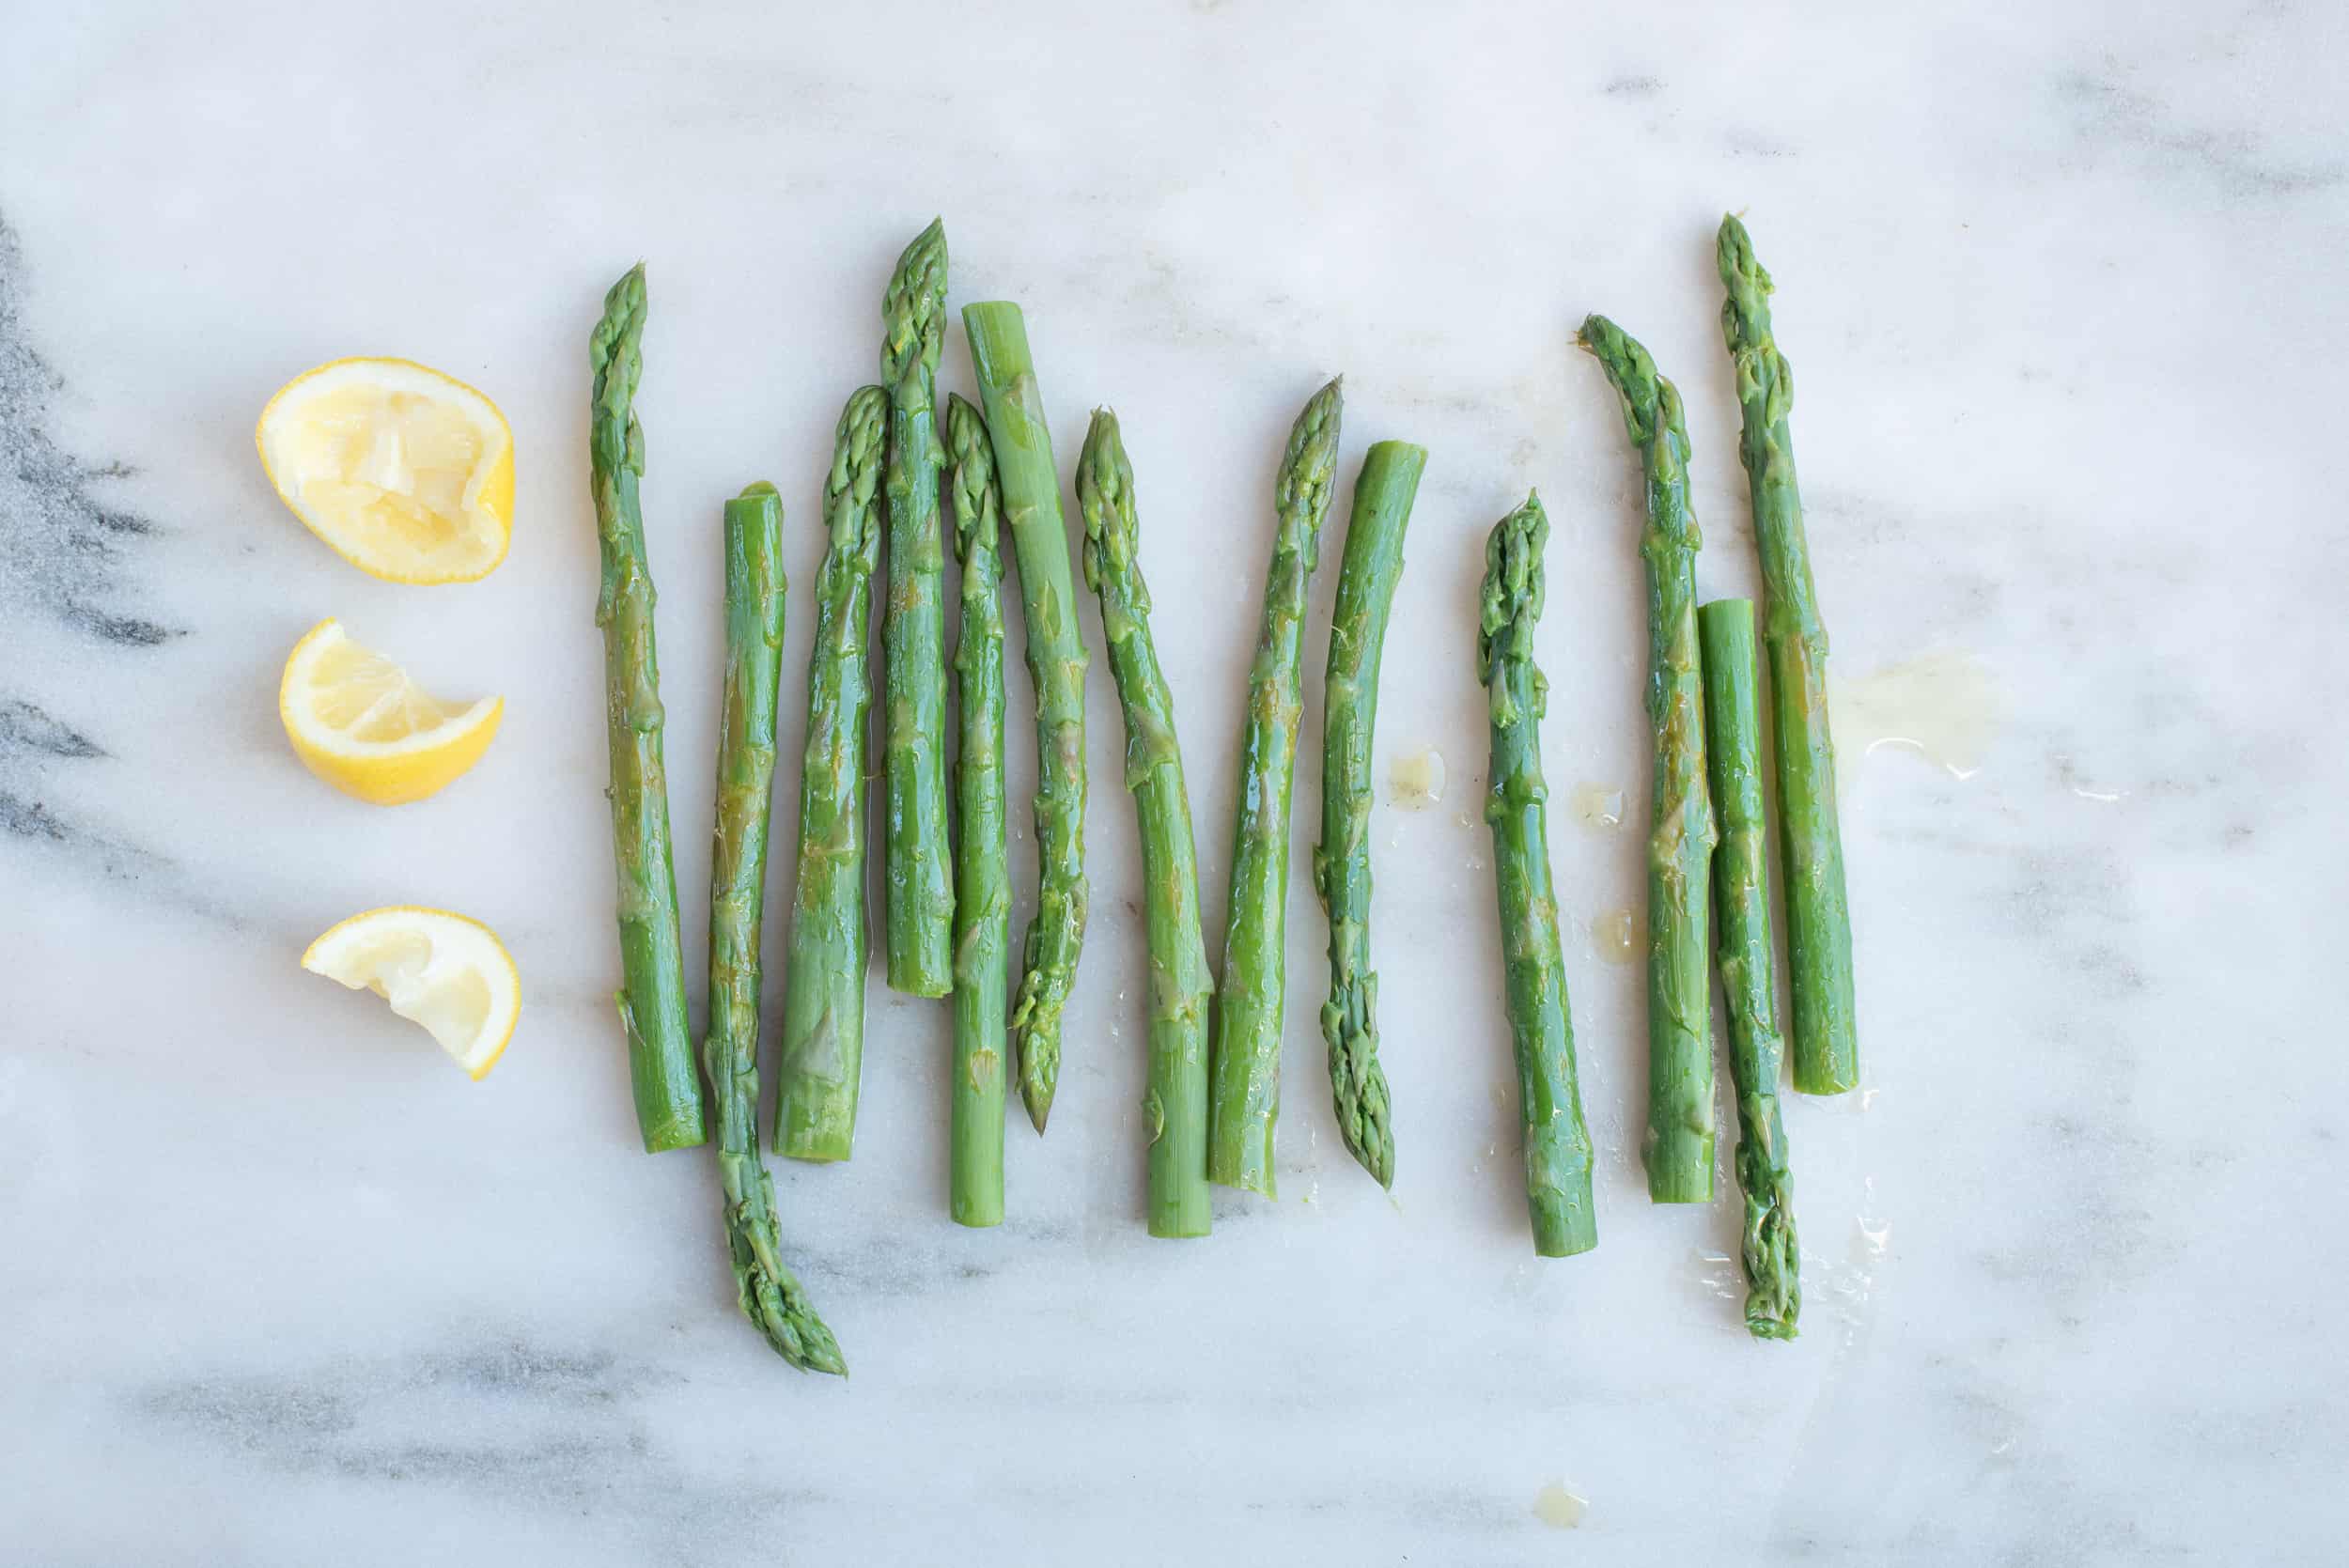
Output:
[[280, 617, 503, 804], [303, 907, 521, 1079], [257, 357, 515, 583]]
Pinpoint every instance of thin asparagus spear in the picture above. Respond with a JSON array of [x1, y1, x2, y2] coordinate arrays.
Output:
[[703, 483, 846, 1372], [1315, 439, 1427, 1189], [945, 393, 1010, 1227], [962, 302, 1089, 1134], [587, 263, 705, 1153], [773, 386, 889, 1162], [1478, 492, 1597, 1258], [1579, 314, 1719, 1203], [1078, 409, 1212, 1239], [1206, 377, 1343, 1197], [1698, 598, 1799, 1337], [1718, 214, 1857, 1095], [880, 219, 956, 997]]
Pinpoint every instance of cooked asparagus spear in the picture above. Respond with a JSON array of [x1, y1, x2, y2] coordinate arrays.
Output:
[[1579, 313, 1719, 1204], [962, 302, 1089, 1134], [1206, 376, 1343, 1197], [587, 263, 705, 1153], [1718, 214, 1857, 1095], [880, 219, 956, 998], [703, 483, 846, 1372], [773, 386, 889, 1162], [1698, 598, 1799, 1338], [945, 393, 1009, 1227], [1478, 492, 1597, 1258], [1315, 439, 1427, 1190], [1078, 409, 1212, 1239]]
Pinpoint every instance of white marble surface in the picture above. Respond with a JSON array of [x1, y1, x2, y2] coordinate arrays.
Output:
[[5, 3, 2344, 1562]]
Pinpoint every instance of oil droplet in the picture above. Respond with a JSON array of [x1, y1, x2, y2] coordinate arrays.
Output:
[[1570, 782, 1625, 830], [1389, 748, 1446, 810], [1831, 651, 1998, 791], [1593, 908, 1639, 965], [1532, 1483, 1588, 1529]]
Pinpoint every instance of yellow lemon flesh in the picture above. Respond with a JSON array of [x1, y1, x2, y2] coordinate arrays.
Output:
[[303, 907, 521, 1079], [280, 617, 502, 805], [257, 358, 514, 583]]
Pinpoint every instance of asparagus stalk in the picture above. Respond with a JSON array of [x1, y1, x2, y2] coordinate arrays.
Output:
[[1579, 314, 1719, 1203], [1206, 377, 1343, 1197], [1698, 598, 1799, 1338], [587, 263, 705, 1153], [1315, 439, 1427, 1189], [1078, 409, 1212, 1239], [962, 302, 1089, 1134], [1718, 214, 1858, 1095], [703, 483, 846, 1372], [773, 386, 889, 1162], [1477, 492, 1598, 1257], [945, 393, 1010, 1227], [879, 220, 956, 997]]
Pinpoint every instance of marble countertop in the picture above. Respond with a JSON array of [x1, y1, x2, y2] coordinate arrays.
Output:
[[6, 4, 2342, 1563]]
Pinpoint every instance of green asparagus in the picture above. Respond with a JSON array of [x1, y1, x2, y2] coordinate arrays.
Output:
[[702, 483, 846, 1373], [963, 302, 1089, 1134], [1078, 409, 1212, 1239], [1718, 214, 1858, 1095], [1206, 377, 1343, 1197], [880, 219, 956, 998], [1579, 313, 1718, 1204], [1478, 492, 1597, 1258], [1315, 439, 1427, 1190], [774, 386, 889, 1162], [1698, 598, 1799, 1338], [945, 393, 1009, 1227], [587, 263, 705, 1154]]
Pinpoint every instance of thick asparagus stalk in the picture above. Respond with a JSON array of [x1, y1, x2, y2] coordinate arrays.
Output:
[[1206, 377, 1343, 1197], [702, 483, 846, 1373], [1718, 214, 1858, 1095], [587, 263, 705, 1153], [879, 220, 956, 997], [945, 393, 1010, 1227], [1698, 598, 1800, 1337], [1315, 439, 1427, 1190], [1078, 409, 1212, 1239], [773, 386, 889, 1162], [962, 302, 1089, 1134], [1478, 492, 1598, 1257], [1579, 314, 1718, 1203]]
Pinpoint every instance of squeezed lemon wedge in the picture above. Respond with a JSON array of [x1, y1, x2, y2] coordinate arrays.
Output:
[[279, 617, 502, 804], [303, 907, 521, 1079], [257, 357, 514, 583]]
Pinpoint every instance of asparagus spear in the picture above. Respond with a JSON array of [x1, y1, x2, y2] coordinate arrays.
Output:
[[1718, 214, 1858, 1095], [1078, 409, 1212, 1239], [962, 303, 1089, 1134], [1478, 492, 1597, 1257], [1315, 439, 1427, 1190], [1698, 598, 1799, 1338], [945, 393, 1009, 1227], [703, 483, 846, 1372], [1579, 314, 1719, 1203], [879, 220, 956, 998], [1206, 377, 1343, 1197], [587, 263, 705, 1153], [773, 386, 889, 1162]]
